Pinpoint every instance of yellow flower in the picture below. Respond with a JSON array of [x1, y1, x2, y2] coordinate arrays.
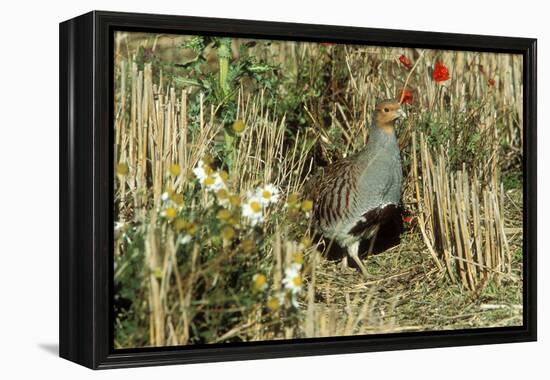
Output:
[[219, 170, 229, 181], [228, 216, 239, 226], [217, 208, 232, 222], [283, 264, 302, 294], [217, 188, 229, 200], [294, 252, 304, 265], [257, 184, 280, 205], [221, 226, 235, 240], [205, 165, 214, 176], [174, 218, 196, 234], [232, 120, 246, 134], [287, 193, 300, 207], [170, 192, 184, 205], [169, 164, 181, 177], [164, 207, 177, 219], [174, 218, 187, 231], [230, 195, 241, 207], [185, 222, 197, 235], [300, 236, 312, 248], [301, 199, 313, 212], [240, 239, 256, 253], [116, 162, 129, 176], [250, 201, 262, 213], [252, 274, 267, 291], [242, 195, 264, 226], [267, 296, 280, 311], [204, 176, 215, 186]]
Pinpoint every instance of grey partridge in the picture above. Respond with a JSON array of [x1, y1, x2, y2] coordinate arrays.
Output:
[[308, 99, 406, 278]]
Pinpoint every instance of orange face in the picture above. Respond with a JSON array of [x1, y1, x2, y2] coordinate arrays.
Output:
[[374, 100, 406, 132]]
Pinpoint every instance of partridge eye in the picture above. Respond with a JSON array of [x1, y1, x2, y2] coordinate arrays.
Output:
[[383, 107, 389, 113]]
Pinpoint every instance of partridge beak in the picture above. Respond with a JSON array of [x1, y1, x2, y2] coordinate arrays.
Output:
[[397, 108, 407, 119]]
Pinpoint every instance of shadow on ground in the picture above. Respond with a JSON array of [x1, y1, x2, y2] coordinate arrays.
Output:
[[38, 343, 59, 356]]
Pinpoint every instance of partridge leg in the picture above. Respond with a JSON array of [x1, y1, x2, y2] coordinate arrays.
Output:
[[348, 242, 369, 280], [341, 255, 349, 270], [367, 225, 380, 256]]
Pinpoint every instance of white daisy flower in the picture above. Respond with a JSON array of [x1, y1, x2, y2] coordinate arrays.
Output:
[[204, 172, 227, 192], [192, 160, 208, 182], [282, 263, 303, 294], [214, 188, 232, 207], [192, 159, 228, 192], [179, 234, 192, 245], [160, 192, 170, 202], [241, 193, 264, 226], [252, 273, 268, 291], [256, 184, 280, 206]]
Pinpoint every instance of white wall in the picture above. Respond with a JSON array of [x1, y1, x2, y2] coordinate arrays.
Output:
[[0, 0, 546, 378]]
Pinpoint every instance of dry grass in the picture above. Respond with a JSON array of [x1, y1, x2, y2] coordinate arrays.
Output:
[[412, 132, 515, 290], [113, 32, 524, 348]]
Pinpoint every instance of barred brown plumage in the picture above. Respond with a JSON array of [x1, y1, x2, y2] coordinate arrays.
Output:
[[307, 99, 406, 279]]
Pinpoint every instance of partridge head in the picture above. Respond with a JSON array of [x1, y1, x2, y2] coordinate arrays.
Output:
[[374, 100, 407, 134]]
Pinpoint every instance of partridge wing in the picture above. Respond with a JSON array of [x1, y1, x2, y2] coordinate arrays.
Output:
[[309, 158, 361, 230]]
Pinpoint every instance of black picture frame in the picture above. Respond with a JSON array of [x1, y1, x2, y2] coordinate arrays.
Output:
[[59, 10, 537, 369]]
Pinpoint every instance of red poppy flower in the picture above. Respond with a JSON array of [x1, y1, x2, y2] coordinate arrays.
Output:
[[402, 209, 416, 229], [432, 61, 450, 82], [399, 89, 413, 104], [399, 54, 413, 70], [403, 215, 414, 224], [487, 78, 495, 87]]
